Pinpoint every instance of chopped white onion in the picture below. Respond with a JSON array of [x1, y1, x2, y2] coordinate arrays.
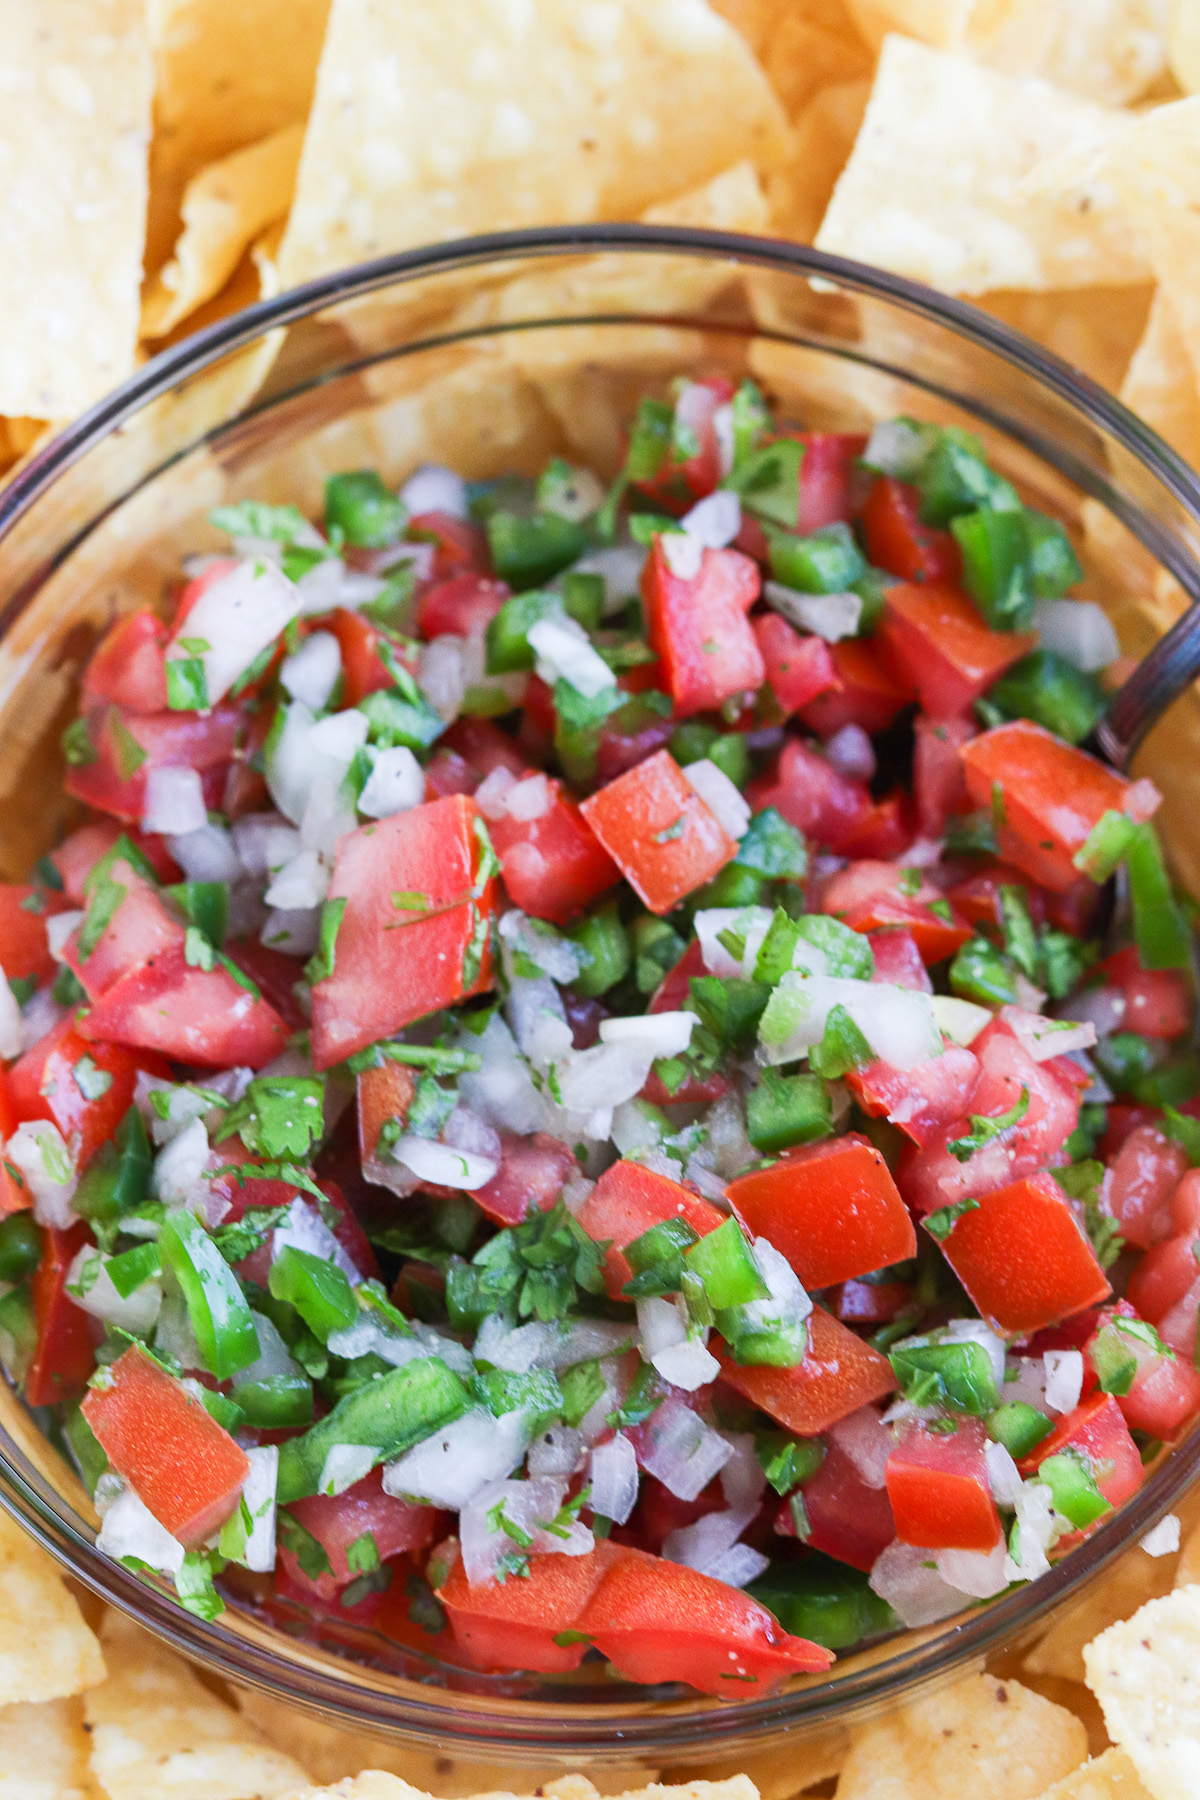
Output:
[[590, 1433, 639, 1524], [548, 1318, 635, 1369], [527, 1425, 585, 1478], [317, 1442, 378, 1497], [399, 464, 467, 518], [822, 723, 876, 782], [66, 1246, 162, 1335], [761, 972, 942, 1070], [234, 1444, 278, 1573], [357, 745, 425, 819], [660, 531, 705, 580], [457, 1013, 553, 1137], [599, 1011, 695, 1059], [167, 558, 301, 704], [528, 615, 614, 700], [638, 1398, 733, 1502], [392, 1134, 499, 1191], [154, 1291, 203, 1370], [150, 1116, 211, 1205], [44, 912, 84, 962], [166, 822, 242, 884], [500, 910, 588, 985], [0, 966, 23, 1061], [680, 490, 741, 549], [565, 544, 647, 616], [1032, 597, 1119, 672], [984, 1439, 1024, 1507], [383, 1408, 531, 1508], [1043, 1348, 1084, 1415], [694, 905, 774, 980], [1000, 1004, 1096, 1063], [142, 765, 207, 838], [1057, 986, 1126, 1039], [930, 994, 991, 1046], [540, 463, 604, 523], [828, 1406, 892, 1490], [280, 630, 341, 710], [1004, 1479, 1056, 1581], [474, 1314, 556, 1373], [719, 1431, 768, 1509], [260, 905, 320, 957], [6, 1121, 76, 1227], [869, 1539, 965, 1627], [264, 847, 328, 910], [556, 1040, 656, 1116], [936, 1542, 1010, 1599], [1014, 972, 1047, 1013], [1141, 1513, 1181, 1557], [20, 989, 65, 1054], [460, 1475, 593, 1586], [637, 1294, 720, 1391], [473, 766, 518, 820], [862, 418, 929, 479], [419, 634, 468, 723], [682, 758, 751, 839], [272, 1197, 359, 1279], [231, 812, 299, 877], [97, 1485, 185, 1576], [712, 403, 735, 477], [765, 582, 862, 642], [663, 1503, 760, 1578], [506, 773, 555, 822], [234, 1312, 300, 1386], [297, 559, 387, 618], [1003, 1356, 1051, 1412]]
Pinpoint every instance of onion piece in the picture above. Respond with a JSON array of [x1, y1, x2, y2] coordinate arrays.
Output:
[[563, 544, 646, 615], [392, 1135, 498, 1191], [66, 1246, 161, 1336], [694, 905, 774, 979], [167, 558, 301, 704], [1000, 1004, 1096, 1063], [97, 1485, 185, 1576], [637, 1397, 733, 1502], [1140, 1514, 1181, 1557], [984, 1439, 1024, 1507], [383, 1408, 531, 1508], [0, 966, 24, 1060], [399, 464, 467, 518], [828, 1406, 892, 1489], [460, 1475, 593, 1586], [1032, 598, 1119, 672], [166, 822, 242, 884], [272, 1197, 360, 1279], [358, 746, 425, 819], [527, 1425, 585, 1479], [233, 1444, 278, 1573], [528, 616, 614, 700], [680, 490, 741, 548], [660, 531, 704, 580], [317, 1443, 378, 1497], [870, 1539, 966, 1627], [599, 1011, 695, 1058], [765, 582, 861, 642], [142, 765, 207, 837], [682, 758, 751, 839], [474, 1314, 556, 1373], [663, 1503, 759, 1576], [761, 972, 942, 1070], [930, 994, 991, 1046], [280, 631, 341, 711], [5, 1121, 76, 1227], [936, 1542, 1009, 1599], [1004, 1480, 1056, 1581], [1043, 1348, 1084, 1415], [590, 1433, 639, 1524]]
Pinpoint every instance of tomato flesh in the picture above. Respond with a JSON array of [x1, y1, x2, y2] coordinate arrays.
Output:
[[727, 1136, 916, 1289]]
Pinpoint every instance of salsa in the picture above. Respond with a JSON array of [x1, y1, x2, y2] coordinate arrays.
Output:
[[0, 378, 1196, 1696]]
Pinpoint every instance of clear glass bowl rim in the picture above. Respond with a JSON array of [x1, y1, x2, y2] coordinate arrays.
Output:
[[0, 223, 1196, 1756]]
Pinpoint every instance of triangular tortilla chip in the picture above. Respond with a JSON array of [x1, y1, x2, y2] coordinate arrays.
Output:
[[1120, 286, 1200, 469], [1085, 1584, 1200, 1800], [1030, 1749, 1154, 1800], [0, 1695, 98, 1800], [0, 1511, 105, 1706]]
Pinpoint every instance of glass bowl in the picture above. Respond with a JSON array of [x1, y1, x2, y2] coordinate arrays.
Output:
[[1, 225, 1200, 1790]]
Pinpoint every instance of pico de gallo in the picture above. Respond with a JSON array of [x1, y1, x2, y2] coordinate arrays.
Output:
[[0, 377, 1196, 1697]]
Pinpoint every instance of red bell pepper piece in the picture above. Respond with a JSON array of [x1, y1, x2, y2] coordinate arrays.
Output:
[[82, 609, 169, 713], [578, 1157, 723, 1299], [436, 1538, 625, 1674], [640, 540, 763, 717], [579, 749, 736, 916], [777, 1438, 896, 1572], [716, 1306, 895, 1436], [727, 1135, 915, 1288], [311, 794, 497, 1069], [886, 1417, 1002, 1552], [80, 943, 288, 1070], [416, 573, 509, 640], [745, 737, 872, 855], [24, 1222, 98, 1407], [82, 1345, 250, 1547], [846, 1044, 981, 1149], [489, 779, 618, 926], [1084, 1302, 1200, 1440], [8, 1018, 166, 1173], [1018, 1391, 1143, 1514], [798, 637, 912, 738], [959, 721, 1160, 893], [65, 701, 244, 824], [281, 1467, 439, 1600], [328, 611, 422, 707], [878, 584, 1037, 718], [473, 1132, 577, 1227], [0, 884, 71, 987], [752, 614, 841, 716], [913, 713, 975, 837], [861, 476, 961, 584], [1106, 1124, 1191, 1250], [932, 1170, 1110, 1334], [1096, 945, 1192, 1040], [407, 511, 489, 578]]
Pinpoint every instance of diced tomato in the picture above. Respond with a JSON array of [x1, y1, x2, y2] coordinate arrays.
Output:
[[913, 713, 975, 837], [282, 1468, 438, 1599], [820, 860, 971, 963], [846, 1045, 980, 1149], [82, 610, 169, 713], [838, 792, 915, 862], [82, 1345, 250, 1546], [636, 377, 735, 507], [717, 1306, 895, 1436], [1084, 1303, 1200, 1439], [946, 865, 1047, 934], [752, 614, 841, 716], [578, 1158, 723, 1299], [328, 611, 421, 706], [639, 1064, 729, 1107], [436, 1539, 624, 1674], [45, 824, 179, 904], [416, 574, 509, 640], [1108, 1125, 1191, 1251], [1018, 1392, 1143, 1515], [615, 1474, 728, 1558], [640, 541, 763, 717], [579, 750, 736, 917], [62, 861, 184, 1000], [793, 432, 868, 533], [727, 1136, 915, 1288], [0, 884, 70, 987], [1096, 946, 1192, 1041], [517, 673, 556, 763], [595, 699, 675, 784], [867, 928, 932, 993], [356, 1060, 417, 1193], [172, 557, 240, 630], [638, 939, 729, 1105], [65, 702, 244, 824], [745, 737, 871, 856], [222, 938, 308, 1032], [878, 585, 1037, 719], [898, 1019, 1083, 1214], [1127, 1233, 1200, 1331], [886, 1417, 1002, 1552], [442, 717, 528, 782], [830, 1277, 914, 1326], [861, 477, 961, 585], [9, 1019, 165, 1173], [933, 1170, 1110, 1333], [80, 943, 287, 1069], [777, 1439, 896, 1573], [0, 1074, 25, 1214], [473, 1133, 577, 1227], [797, 638, 913, 738], [959, 721, 1160, 893], [311, 795, 497, 1069], [489, 780, 618, 925], [647, 936, 705, 1017], [422, 749, 475, 799], [407, 511, 489, 578], [25, 1222, 99, 1407]]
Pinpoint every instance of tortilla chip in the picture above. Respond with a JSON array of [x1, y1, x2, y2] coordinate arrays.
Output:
[[145, 0, 330, 269], [1026, 1539, 1182, 1685], [1169, 1, 1200, 93], [270, 1779, 758, 1800], [834, 1672, 1088, 1800], [1118, 288, 1200, 468], [0, 1695, 97, 1800], [1176, 1514, 1200, 1588], [277, 0, 788, 288], [758, 0, 874, 118], [0, 1512, 104, 1706], [979, 286, 1153, 395], [1085, 1584, 1200, 1798], [0, 0, 151, 418], [84, 1610, 309, 1800], [814, 35, 1147, 295], [767, 79, 871, 242], [1031, 1750, 1154, 1800], [844, 0, 1169, 104], [141, 124, 303, 338]]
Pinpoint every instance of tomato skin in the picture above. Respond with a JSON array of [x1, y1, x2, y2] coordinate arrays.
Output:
[[1019, 1392, 1144, 1513], [727, 1136, 916, 1288], [913, 713, 975, 837], [776, 1438, 896, 1572], [935, 1170, 1111, 1334], [886, 1417, 1002, 1552], [223, 938, 308, 1032], [746, 737, 871, 856], [282, 1468, 438, 1599], [846, 1044, 980, 1149], [1084, 1304, 1200, 1439], [578, 1158, 723, 1299], [65, 702, 244, 824], [79, 944, 288, 1070], [416, 574, 509, 640], [473, 1132, 577, 1227], [1106, 1124, 1190, 1250], [1097, 945, 1192, 1041], [959, 721, 1158, 893], [579, 749, 736, 917], [794, 432, 869, 533], [437, 1539, 624, 1674], [0, 883, 70, 986], [797, 638, 912, 738], [878, 584, 1037, 719], [9, 1018, 166, 1172], [752, 614, 841, 716], [640, 541, 763, 717], [946, 865, 1047, 934], [861, 476, 962, 585], [25, 1222, 100, 1407], [63, 862, 184, 1001], [49, 823, 180, 901], [1126, 1233, 1200, 1329], [82, 610, 169, 713], [407, 511, 489, 578], [489, 781, 619, 926], [328, 610, 421, 707], [717, 1306, 896, 1436], [0, 1073, 25, 1214], [82, 1345, 250, 1546], [311, 795, 497, 1070], [867, 927, 932, 993]]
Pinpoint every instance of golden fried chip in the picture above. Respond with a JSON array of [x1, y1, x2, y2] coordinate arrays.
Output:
[[1032, 1750, 1155, 1800], [978, 286, 1153, 394], [814, 35, 1147, 295], [145, 0, 330, 268], [1168, 0, 1200, 93], [757, 0, 873, 118], [1176, 1513, 1200, 1588], [85, 1611, 309, 1800], [834, 1672, 1088, 1800], [1026, 1538, 1182, 1685], [277, 0, 788, 288], [1120, 288, 1200, 467], [269, 1777, 758, 1800], [767, 79, 871, 242], [0, 1695, 97, 1800], [141, 124, 303, 338], [1085, 1584, 1200, 1799], [0, 1512, 104, 1706], [0, 0, 151, 418]]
